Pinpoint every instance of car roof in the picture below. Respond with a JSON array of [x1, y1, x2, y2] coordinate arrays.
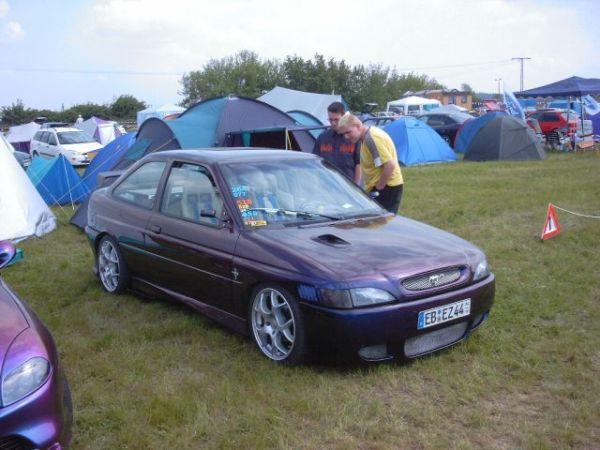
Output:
[[147, 148, 317, 165], [45, 127, 83, 133]]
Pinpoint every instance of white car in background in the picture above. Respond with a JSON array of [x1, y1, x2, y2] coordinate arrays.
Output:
[[30, 127, 103, 165]]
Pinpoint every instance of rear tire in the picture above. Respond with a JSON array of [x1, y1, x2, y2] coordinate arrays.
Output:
[[249, 284, 307, 365], [97, 236, 129, 294]]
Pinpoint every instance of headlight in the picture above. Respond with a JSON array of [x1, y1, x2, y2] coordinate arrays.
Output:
[[2, 357, 51, 406], [473, 259, 491, 281], [319, 288, 395, 308]]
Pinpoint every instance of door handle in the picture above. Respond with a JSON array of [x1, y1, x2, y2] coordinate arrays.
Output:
[[150, 224, 161, 234]]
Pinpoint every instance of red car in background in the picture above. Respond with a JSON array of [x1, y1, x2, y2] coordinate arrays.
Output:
[[527, 109, 578, 136]]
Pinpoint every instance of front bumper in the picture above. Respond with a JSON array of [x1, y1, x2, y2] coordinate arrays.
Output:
[[0, 367, 72, 449], [301, 274, 495, 361]]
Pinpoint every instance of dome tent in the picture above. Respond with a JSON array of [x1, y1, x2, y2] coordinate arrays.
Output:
[[27, 155, 90, 205], [383, 117, 457, 166], [461, 114, 546, 161]]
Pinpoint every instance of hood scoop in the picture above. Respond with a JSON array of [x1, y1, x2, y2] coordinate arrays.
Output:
[[313, 233, 351, 247]]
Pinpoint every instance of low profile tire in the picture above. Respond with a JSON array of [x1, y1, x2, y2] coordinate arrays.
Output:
[[249, 285, 307, 365], [97, 236, 129, 294]]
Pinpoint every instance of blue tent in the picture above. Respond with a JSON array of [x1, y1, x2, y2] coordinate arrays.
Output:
[[27, 155, 90, 205], [383, 117, 457, 166], [287, 110, 325, 138], [454, 112, 504, 153], [81, 132, 136, 191]]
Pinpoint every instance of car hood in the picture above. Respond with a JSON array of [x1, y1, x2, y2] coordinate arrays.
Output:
[[61, 142, 103, 154], [0, 279, 29, 365], [246, 215, 483, 283]]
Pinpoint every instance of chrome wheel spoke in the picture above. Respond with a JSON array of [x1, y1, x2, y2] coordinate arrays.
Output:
[[251, 288, 296, 361], [98, 240, 120, 292]]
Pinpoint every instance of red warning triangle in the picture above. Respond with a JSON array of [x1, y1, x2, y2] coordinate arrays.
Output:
[[541, 203, 561, 240]]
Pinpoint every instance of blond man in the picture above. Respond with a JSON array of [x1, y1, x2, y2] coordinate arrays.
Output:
[[337, 113, 403, 213]]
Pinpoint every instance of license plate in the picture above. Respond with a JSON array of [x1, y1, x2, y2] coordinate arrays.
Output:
[[417, 299, 471, 329]]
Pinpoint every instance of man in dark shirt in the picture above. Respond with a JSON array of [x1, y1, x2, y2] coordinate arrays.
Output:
[[313, 102, 361, 184]]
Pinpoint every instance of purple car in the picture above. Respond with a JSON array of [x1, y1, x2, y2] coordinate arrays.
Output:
[[0, 242, 72, 449], [86, 149, 495, 364]]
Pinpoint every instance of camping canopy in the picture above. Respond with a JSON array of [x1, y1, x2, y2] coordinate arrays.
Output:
[[0, 134, 56, 241], [460, 114, 546, 161], [259, 86, 344, 125], [516, 76, 600, 97], [383, 117, 457, 166], [27, 155, 90, 205], [75, 116, 125, 146], [4, 121, 41, 152], [137, 103, 185, 127]]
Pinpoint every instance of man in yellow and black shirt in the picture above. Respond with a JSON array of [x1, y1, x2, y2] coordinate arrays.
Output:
[[338, 113, 403, 213]]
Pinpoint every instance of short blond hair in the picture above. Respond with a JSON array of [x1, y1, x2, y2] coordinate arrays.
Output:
[[338, 112, 362, 128]]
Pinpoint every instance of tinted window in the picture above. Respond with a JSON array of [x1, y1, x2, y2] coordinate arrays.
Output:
[[113, 161, 166, 209], [426, 116, 445, 126], [541, 113, 558, 122], [47, 133, 58, 145], [160, 163, 223, 226]]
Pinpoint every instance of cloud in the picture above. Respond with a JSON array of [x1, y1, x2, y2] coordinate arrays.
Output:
[[2, 20, 24, 41], [0, 1, 8, 19]]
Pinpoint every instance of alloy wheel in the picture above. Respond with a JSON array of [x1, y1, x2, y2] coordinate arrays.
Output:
[[251, 288, 296, 361], [98, 239, 120, 292]]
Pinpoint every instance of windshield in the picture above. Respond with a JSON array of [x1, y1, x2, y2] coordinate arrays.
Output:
[[221, 158, 384, 228], [57, 130, 95, 144]]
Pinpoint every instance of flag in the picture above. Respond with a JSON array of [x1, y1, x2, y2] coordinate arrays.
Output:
[[582, 95, 600, 116], [503, 89, 526, 121]]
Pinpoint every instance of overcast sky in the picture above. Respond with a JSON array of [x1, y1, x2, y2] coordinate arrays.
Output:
[[1, 0, 598, 110]]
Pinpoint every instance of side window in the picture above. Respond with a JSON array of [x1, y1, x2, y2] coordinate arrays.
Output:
[[39, 132, 50, 143], [47, 133, 58, 146], [33, 131, 43, 141], [160, 163, 223, 226], [113, 161, 166, 209]]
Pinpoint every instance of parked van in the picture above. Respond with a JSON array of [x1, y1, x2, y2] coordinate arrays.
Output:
[[386, 96, 441, 116]]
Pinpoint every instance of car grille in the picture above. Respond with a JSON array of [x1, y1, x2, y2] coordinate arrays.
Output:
[[404, 321, 468, 357], [402, 268, 462, 291], [0, 436, 35, 450]]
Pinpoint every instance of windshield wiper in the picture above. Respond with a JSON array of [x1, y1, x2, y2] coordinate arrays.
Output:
[[242, 208, 341, 221]]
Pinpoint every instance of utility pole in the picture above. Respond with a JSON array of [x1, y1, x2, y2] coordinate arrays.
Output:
[[512, 57, 531, 91], [494, 78, 502, 96]]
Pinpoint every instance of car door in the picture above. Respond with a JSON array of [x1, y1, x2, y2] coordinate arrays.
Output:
[[144, 161, 240, 314], [35, 131, 50, 156], [108, 160, 169, 276], [46, 132, 59, 157]]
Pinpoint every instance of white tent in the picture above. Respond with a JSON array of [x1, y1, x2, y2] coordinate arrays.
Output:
[[75, 116, 125, 146], [386, 96, 441, 116], [0, 133, 56, 242], [136, 103, 185, 127], [258, 87, 344, 125], [4, 121, 41, 152]]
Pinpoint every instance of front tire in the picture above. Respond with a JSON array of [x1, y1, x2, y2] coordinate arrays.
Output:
[[249, 285, 307, 365], [97, 236, 129, 294]]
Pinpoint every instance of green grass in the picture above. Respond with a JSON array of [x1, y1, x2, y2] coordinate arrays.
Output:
[[3, 152, 600, 449]]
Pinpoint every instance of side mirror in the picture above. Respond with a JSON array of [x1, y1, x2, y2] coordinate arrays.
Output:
[[0, 241, 16, 269], [199, 209, 217, 218]]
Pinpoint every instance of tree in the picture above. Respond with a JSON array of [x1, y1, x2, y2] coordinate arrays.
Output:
[[1, 100, 35, 125], [111, 95, 147, 120], [461, 83, 473, 93]]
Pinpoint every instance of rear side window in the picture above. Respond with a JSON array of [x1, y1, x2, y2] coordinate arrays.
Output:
[[47, 133, 58, 145], [33, 131, 44, 141], [113, 161, 166, 209]]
